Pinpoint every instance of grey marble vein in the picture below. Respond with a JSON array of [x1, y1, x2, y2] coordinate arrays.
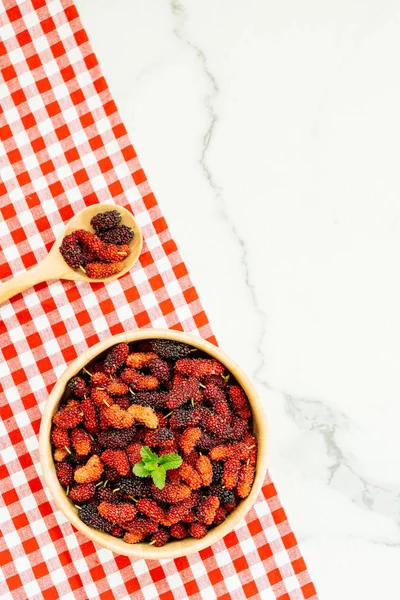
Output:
[[170, 0, 268, 384]]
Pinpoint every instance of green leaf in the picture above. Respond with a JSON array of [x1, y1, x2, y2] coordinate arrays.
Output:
[[158, 453, 183, 471], [133, 460, 151, 477], [140, 446, 158, 463], [144, 461, 158, 472], [151, 466, 166, 489]]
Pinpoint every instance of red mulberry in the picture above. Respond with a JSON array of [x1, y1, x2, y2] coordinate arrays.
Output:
[[101, 449, 130, 476], [67, 376, 89, 398], [170, 523, 188, 539], [150, 527, 170, 547], [125, 352, 158, 369], [197, 496, 220, 525], [178, 427, 201, 455], [120, 369, 159, 391], [222, 457, 241, 490], [144, 428, 174, 447], [151, 483, 191, 504], [81, 397, 99, 434], [195, 455, 213, 486], [74, 455, 103, 484], [188, 522, 207, 539], [236, 463, 255, 498], [71, 428, 91, 456], [175, 358, 225, 378], [56, 462, 73, 486], [51, 427, 70, 449], [106, 381, 129, 396], [167, 377, 199, 409], [136, 499, 169, 525], [98, 502, 137, 525], [52, 400, 83, 429], [69, 483, 96, 502], [229, 386, 251, 419], [103, 343, 129, 375], [85, 261, 124, 279], [176, 463, 202, 490]]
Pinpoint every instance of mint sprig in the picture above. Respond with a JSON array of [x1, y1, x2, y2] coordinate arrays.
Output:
[[133, 446, 182, 489]]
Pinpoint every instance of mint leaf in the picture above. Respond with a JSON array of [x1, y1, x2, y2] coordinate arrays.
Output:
[[133, 460, 151, 477], [159, 453, 183, 470], [151, 466, 166, 489], [140, 446, 158, 463], [144, 461, 158, 472]]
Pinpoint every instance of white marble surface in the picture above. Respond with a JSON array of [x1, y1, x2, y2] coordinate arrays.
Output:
[[76, 1, 400, 597]]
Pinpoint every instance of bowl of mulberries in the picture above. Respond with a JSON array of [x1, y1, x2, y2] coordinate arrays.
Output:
[[40, 330, 268, 558]]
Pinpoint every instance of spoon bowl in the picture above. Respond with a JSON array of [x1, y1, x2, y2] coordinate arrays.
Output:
[[0, 204, 143, 304]]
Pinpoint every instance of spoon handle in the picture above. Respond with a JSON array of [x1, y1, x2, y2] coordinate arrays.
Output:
[[0, 261, 51, 305]]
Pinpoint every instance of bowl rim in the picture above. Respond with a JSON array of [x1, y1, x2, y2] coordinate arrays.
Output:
[[39, 328, 268, 559]]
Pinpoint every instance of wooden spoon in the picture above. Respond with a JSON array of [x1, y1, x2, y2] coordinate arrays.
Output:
[[0, 204, 143, 305]]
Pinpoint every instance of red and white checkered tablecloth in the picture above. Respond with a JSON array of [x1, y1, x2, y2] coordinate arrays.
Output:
[[0, 1, 318, 598]]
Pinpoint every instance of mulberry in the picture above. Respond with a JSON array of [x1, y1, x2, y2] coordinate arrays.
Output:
[[67, 376, 89, 398], [229, 386, 251, 419], [69, 483, 96, 503], [208, 485, 235, 505], [197, 496, 220, 525], [188, 522, 207, 539], [103, 343, 129, 375], [136, 499, 169, 525], [222, 458, 241, 490], [90, 210, 121, 232], [126, 443, 143, 466], [85, 261, 124, 278], [170, 523, 188, 539], [91, 372, 110, 388], [51, 427, 70, 449], [150, 527, 170, 547], [176, 463, 202, 490], [204, 413, 232, 440], [127, 404, 158, 429], [175, 358, 225, 378], [151, 483, 191, 504], [71, 428, 91, 456], [195, 455, 213, 486], [79, 504, 113, 533], [56, 462, 73, 486], [125, 352, 158, 369], [138, 339, 192, 361], [74, 455, 103, 484], [178, 427, 201, 455], [166, 377, 199, 409], [98, 225, 134, 245], [98, 427, 136, 449], [134, 391, 168, 410], [81, 397, 99, 434], [119, 477, 152, 499], [59, 232, 86, 268], [120, 369, 159, 391], [91, 388, 113, 408], [52, 400, 83, 429], [148, 358, 171, 385], [101, 449, 130, 476], [106, 381, 129, 396], [102, 405, 135, 429], [98, 502, 137, 525], [144, 428, 174, 447], [236, 463, 255, 499]]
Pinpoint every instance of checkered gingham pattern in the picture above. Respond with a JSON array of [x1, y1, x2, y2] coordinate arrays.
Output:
[[0, 1, 318, 599]]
